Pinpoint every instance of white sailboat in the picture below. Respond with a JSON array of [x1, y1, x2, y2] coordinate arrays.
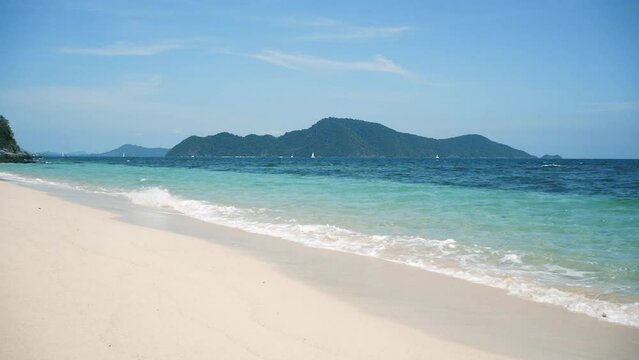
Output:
[[311, 152, 315, 159], [435, 154, 439, 159], [122, 152, 126, 158]]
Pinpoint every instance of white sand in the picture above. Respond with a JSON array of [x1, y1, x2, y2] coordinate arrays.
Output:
[[0, 181, 513, 359]]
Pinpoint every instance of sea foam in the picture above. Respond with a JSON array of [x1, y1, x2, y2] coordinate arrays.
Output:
[[121, 186, 639, 328]]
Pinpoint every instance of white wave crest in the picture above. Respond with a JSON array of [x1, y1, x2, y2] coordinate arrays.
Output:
[[118, 186, 639, 328], [500, 253, 522, 264]]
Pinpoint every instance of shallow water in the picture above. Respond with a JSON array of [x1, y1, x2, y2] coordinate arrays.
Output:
[[2, 157, 638, 327]]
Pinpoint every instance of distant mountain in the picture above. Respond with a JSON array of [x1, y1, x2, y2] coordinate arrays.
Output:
[[36, 151, 88, 157], [38, 151, 63, 157], [167, 117, 534, 158], [0, 115, 32, 162], [68, 151, 89, 156], [541, 154, 562, 160], [94, 144, 169, 157]]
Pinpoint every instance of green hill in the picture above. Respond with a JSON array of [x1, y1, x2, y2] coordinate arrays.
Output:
[[541, 154, 562, 159], [0, 115, 32, 162], [167, 117, 534, 158], [93, 144, 169, 157]]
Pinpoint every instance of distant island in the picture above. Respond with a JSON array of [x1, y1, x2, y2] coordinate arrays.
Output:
[[92, 144, 169, 157], [167, 117, 535, 158], [35, 145, 168, 158], [541, 154, 562, 160], [0, 115, 32, 163], [37, 151, 88, 157]]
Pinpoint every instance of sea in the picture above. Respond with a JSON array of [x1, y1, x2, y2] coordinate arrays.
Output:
[[1, 157, 638, 327]]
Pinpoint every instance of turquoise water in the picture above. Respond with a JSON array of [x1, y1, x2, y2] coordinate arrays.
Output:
[[2, 157, 638, 327]]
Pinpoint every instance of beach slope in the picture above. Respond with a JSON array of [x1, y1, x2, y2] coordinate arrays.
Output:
[[0, 181, 511, 360]]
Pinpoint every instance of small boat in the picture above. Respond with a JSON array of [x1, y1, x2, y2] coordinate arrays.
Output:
[[435, 154, 439, 159], [122, 153, 126, 158], [311, 152, 315, 158]]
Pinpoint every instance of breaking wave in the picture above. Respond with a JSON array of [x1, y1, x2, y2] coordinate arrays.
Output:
[[123, 186, 639, 328]]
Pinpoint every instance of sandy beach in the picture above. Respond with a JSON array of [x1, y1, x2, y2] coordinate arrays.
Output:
[[1, 180, 638, 359]]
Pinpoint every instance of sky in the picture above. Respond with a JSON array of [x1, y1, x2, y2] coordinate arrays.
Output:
[[0, 0, 638, 158]]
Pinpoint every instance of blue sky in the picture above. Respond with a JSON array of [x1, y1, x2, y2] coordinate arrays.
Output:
[[0, 0, 637, 158]]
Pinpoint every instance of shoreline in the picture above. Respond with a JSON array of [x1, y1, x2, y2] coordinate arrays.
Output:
[[2, 168, 637, 328], [1, 180, 638, 359]]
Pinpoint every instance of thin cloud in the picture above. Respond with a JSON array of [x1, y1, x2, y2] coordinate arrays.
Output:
[[282, 16, 341, 28], [59, 41, 184, 56], [253, 50, 413, 77], [0, 75, 164, 110], [281, 16, 410, 41], [61, 0, 175, 19], [582, 101, 639, 113], [0, 75, 219, 133], [328, 90, 415, 102], [302, 26, 411, 41]]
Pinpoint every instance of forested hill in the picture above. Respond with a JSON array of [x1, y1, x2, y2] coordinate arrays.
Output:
[[0, 115, 32, 162], [167, 117, 534, 158], [93, 144, 169, 157]]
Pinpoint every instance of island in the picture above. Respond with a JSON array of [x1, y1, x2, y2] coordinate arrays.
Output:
[[541, 154, 563, 160], [92, 144, 170, 157], [167, 117, 535, 158]]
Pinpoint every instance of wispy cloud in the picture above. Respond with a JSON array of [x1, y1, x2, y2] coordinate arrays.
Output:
[[327, 90, 415, 102], [282, 16, 341, 28], [0, 75, 164, 110], [582, 101, 639, 113], [281, 16, 410, 41], [0, 75, 220, 134], [59, 40, 184, 56], [65, 1, 174, 19], [253, 50, 413, 77], [302, 26, 411, 41]]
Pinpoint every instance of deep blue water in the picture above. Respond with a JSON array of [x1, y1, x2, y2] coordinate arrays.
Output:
[[54, 157, 639, 198]]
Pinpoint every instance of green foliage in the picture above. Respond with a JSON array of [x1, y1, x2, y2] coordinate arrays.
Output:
[[167, 117, 535, 158], [0, 114, 32, 162], [0, 115, 20, 153], [541, 154, 562, 159]]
